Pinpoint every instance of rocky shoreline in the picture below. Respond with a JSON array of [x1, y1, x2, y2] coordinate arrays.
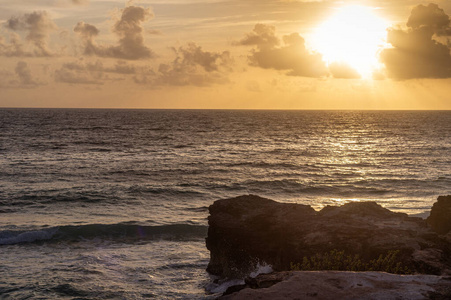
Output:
[[206, 195, 451, 299], [219, 271, 451, 300]]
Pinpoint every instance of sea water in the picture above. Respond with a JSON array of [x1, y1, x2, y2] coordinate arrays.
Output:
[[0, 109, 450, 299]]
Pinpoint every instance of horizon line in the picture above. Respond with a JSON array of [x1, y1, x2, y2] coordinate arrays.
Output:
[[1, 107, 451, 111]]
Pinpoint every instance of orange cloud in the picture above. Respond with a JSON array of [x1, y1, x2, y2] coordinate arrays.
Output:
[[54, 60, 137, 85], [380, 4, 451, 79], [74, 5, 155, 60], [2, 11, 57, 57], [0, 61, 42, 88], [237, 24, 328, 78], [329, 62, 361, 79], [135, 43, 232, 86]]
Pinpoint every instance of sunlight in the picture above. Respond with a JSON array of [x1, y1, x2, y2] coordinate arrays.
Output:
[[310, 5, 390, 78]]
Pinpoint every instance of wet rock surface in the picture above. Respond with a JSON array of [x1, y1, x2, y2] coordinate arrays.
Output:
[[206, 195, 451, 279], [219, 271, 451, 300]]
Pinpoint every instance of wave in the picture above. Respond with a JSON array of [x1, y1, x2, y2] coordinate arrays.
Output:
[[240, 179, 392, 196], [184, 206, 209, 212], [127, 185, 206, 196], [87, 147, 112, 152], [13, 192, 120, 204], [0, 223, 208, 246], [0, 227, 58, 245]]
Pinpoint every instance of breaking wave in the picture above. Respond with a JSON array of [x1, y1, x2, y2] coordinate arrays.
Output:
[[0, 223, 208, 245]]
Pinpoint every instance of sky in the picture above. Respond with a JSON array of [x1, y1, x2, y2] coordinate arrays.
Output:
[[0, 0, 451, 109]]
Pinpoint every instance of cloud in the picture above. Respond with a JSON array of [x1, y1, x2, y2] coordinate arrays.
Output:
[[329, 62, 361, 79], [406, 3, 451, 36], [380, 3, 451, 79], [177, 42, 231, 72], [112, 6, 155, 59], [0, 61, 42, 88], [54, 43, 232, 87], [237, 24, 328, 77], [236, 23, 279, 48], [55, 62, 103, 85], [3, 11, 57, 57], [0, 69, 14, 88], [72, 0, 89, 5], [109, 61, 137, 74], [73, 22, 99, 56], [15, 61, 39, 86], [135, 43, 232, 86], [0, 33, 28, 57], [74, 5, 155, 60], [54, 60, 137, 85]]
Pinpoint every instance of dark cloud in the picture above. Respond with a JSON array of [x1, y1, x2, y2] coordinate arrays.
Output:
[[237, 24, 328, 77], [135, 43, 232, 86], [74, 5, 155, 60], [73, 22, 99, 55], [111, 6, 155, 59], [380, 3, 451, 79], [407, 3, 451, 35], [329, 62, 361, 79], [4, 11, 57, 57]]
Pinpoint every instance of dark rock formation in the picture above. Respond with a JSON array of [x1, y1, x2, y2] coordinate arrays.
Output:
[[206, 195, 451, 279], [219, 271, 451, 300], [428, 195, 451, 235]]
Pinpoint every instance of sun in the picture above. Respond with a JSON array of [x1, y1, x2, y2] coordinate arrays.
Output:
[[310, 5, 390, 78]]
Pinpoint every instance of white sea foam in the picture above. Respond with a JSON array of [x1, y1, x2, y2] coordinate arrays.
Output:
[[0, 228, 58, 245], [249, 262, 273, 278], [206, 279, 245, 294], [206, 262, 273, 295]]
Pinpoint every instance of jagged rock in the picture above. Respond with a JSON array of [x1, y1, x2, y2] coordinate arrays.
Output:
[[219, 271, 451, 300], [427, 195, 451, 235], [206, 195, 451, 278]]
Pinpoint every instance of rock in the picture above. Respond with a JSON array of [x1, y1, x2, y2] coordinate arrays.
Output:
[[206, 195, 451, 278], [219, 271, 451, 300], [244, 271, 292, 289], [223, 284, 246, 296], [427, 195, 451, 235], [206, 195, 316, 278]]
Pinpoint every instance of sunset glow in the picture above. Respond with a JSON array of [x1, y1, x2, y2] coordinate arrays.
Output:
[[311, 6, 390, 78], [0, 1, 451, 109]]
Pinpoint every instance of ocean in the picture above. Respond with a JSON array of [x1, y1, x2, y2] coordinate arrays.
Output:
[[0, 109, 450, 299]]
